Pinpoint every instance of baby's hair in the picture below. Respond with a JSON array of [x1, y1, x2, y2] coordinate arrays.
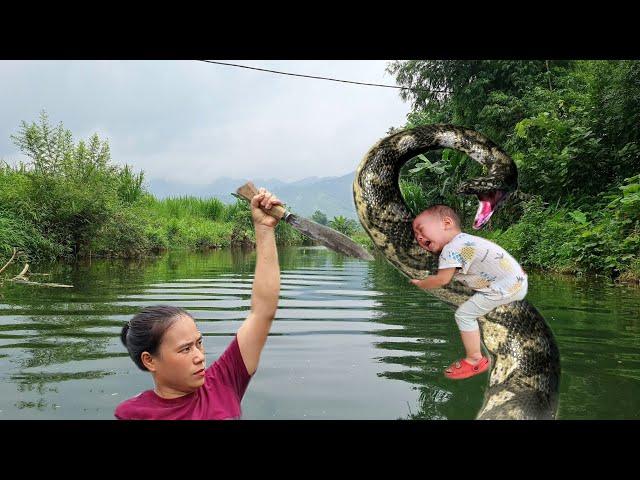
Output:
[[121, 305, 192, 371], [419, 205, 461, 228]]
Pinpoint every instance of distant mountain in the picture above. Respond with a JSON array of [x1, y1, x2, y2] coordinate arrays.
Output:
[[147, 176, 287, 203], [147, 172, 358, 220], [265, 173, 357, 219]]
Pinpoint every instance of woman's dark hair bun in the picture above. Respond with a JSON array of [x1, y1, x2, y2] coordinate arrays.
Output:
[[120, 323, 130, 347]]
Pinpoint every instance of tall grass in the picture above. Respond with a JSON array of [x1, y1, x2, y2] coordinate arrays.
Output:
[[145, 195, 227, 221]]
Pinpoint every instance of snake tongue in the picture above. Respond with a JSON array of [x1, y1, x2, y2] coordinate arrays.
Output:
[[473, 200, 494, 229]]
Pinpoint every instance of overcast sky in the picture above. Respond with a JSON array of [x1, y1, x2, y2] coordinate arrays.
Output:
[[0, 60, 410, 184]]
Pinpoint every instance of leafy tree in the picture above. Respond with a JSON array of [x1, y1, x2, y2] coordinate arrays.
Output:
[[6, 111, 148, 257], [328, 216, 358, 236], [311, 210, 328, 225]]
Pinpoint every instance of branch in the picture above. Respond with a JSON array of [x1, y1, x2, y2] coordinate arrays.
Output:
[[8, 263, 73, 288], [1, 249, 73, 289], [0, 248, 17, 276], [10, 279, 73, 288], [17, 263, 29, 277]]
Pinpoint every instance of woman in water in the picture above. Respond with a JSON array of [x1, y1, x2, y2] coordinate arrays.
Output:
[[115, 187, 281, 419]]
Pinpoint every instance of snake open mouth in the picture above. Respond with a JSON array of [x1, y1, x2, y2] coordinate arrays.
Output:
[[473, 190, 508, 230]]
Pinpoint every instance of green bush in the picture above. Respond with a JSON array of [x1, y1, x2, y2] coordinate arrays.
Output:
[[328, 216, 358, 236]]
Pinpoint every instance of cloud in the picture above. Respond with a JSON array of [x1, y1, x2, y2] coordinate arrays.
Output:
[[0, 60, 409, 183]]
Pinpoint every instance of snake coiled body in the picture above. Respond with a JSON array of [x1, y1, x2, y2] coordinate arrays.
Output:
[[353, 124, 560, 419]]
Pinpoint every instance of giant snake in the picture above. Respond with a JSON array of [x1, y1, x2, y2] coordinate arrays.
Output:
[[353, 124, 560, 419]]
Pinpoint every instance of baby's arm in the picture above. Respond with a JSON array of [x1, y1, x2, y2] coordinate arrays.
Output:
[[410, 267, 456, 290]]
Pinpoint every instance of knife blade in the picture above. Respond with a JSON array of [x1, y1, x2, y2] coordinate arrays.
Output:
[[234, 182, 374, 261]]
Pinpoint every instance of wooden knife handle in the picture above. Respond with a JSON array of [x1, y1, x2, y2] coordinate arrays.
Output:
[[235, 181, 287, 220]]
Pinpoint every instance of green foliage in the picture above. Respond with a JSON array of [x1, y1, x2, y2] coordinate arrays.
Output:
[[0, 212, 63, 262], [117, 165, 145, 204], [388, 60, 640, 279], [149, 195, 227, 221], [311, 210, 328, 225], [607, 174, 640, 221], [328, 216, 358, 236], [275, 221, 307, 246], [3, 111, 130, 258], [480, 190, 639, 277], [399, 179, 429, 215], [351, 229, 374, 250], [400, 148, 480, 225], [89, 207, 152, 257], [140, 196, 247, 250]]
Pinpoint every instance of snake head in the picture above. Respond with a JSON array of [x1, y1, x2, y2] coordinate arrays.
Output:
[[457, 175, 516, 230]]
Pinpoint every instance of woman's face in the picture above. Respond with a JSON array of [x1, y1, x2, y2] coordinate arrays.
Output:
[[149, 315, 206, 395]]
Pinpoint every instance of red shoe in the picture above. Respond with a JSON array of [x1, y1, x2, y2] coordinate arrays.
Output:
[[444, 357, 490, 380]]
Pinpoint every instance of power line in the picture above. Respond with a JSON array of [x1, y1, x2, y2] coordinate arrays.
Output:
[[197, 60, 446, 94]]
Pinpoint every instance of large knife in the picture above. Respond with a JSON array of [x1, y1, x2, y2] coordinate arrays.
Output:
[[234, 182, 374, 261]]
